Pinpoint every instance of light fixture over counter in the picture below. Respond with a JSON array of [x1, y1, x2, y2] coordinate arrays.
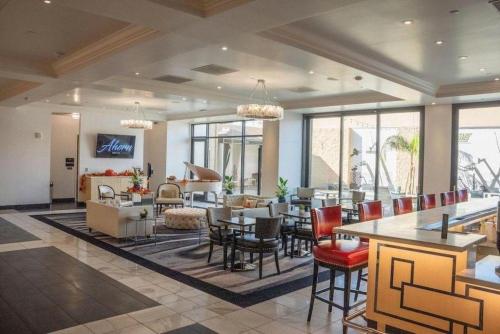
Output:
[[121, 102, 153, 130], [237, 79, 283, 121]]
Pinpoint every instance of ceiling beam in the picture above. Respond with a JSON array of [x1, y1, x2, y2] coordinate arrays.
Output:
[[0, 79, 41, 102], [436, 80, 500, 98]]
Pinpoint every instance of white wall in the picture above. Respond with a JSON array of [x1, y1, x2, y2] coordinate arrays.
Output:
[[166, 119, 191, 178], [50, 114, 79, 199], [144, 121, 167, 192], [423, 104, 453, 195], [261, 120, 280, 196], [0, 107, 52, 206]]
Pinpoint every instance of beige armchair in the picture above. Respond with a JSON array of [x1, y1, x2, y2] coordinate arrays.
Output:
[[156, 183, 184, 214]]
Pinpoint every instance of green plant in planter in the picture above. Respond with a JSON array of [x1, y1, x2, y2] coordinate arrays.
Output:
[[139, 208, 148, 218], [223, 175, 235, 194], [275, 177, 289, 202], [298, 204, 305, 213]]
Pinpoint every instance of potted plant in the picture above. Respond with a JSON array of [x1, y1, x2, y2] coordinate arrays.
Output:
[[223, 175, 235, 194], [275, 177, 289, 203], [139, 208, 148, 219], [298, 204, 306, 215], [130, 168, 144, 191]]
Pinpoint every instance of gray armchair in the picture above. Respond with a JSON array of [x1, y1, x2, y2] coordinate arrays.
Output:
[[290, 187, 315, 207]]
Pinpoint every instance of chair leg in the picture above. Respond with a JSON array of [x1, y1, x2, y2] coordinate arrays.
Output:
[[223, 244, 228, 270], [307, 261, 319, 322], [230, 244, 236, 272], [354, 269, 363, 301], [259, 251, 263, 279], [250, 252, 254, 263], [207, 241, 214, 263], [290, 236, 295, 258], [328, 269, 336, 312], [343, 270, 352, 334], [283, 234, 288, 256], [274, 249, 280, 275]]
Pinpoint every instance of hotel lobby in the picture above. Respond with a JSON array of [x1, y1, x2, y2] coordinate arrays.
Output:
[[1, 0, 500, 333]]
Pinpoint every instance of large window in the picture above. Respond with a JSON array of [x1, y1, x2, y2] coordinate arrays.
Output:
[[191, 120, 263, 199], [454, 105, 500, 198], [306, 108, 422, 214]]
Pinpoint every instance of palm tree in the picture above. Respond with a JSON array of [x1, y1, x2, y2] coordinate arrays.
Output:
[[382, 134, 419, 194]]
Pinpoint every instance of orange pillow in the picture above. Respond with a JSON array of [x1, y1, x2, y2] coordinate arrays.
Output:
[[243, 198, 257, 208]]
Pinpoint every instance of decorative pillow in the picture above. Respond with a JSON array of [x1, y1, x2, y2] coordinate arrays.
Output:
[[161, 189, 177, 198], [243, 198, 258, 208]]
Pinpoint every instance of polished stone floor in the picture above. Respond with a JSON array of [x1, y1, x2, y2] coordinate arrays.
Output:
[[0, 208, 362, 333]]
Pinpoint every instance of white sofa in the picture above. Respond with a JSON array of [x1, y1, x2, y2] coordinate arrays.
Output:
[[223, 194, 276, 210], [86, 200, 154, 239]]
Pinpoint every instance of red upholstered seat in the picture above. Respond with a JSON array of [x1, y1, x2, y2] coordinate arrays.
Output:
[[357, 200, 382, 222], [313, 239, 369, 267], [440, 191, 456, 206], [393, 197, 413, 216], [419, 194, 436, 210], [456, 189, 468, 203]]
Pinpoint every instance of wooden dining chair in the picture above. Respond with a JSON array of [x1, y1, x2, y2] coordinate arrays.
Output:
[[418, 194, 436, 210], [440, 191, 456, 206], [393, 197, 413, 216]]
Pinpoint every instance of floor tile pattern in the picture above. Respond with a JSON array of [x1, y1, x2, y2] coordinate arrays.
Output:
[[0, 217, 40, 244]]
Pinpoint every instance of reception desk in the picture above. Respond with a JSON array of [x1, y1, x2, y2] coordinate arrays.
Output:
[[336, 198, 499, 334]]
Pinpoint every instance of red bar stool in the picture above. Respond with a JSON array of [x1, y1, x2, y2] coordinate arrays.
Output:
[[440, 191, 456, 206], [456, 189, 468, 203], [392, 197, 413, 216], [307, 205, 368, 334], [418, 194, 436, 210]]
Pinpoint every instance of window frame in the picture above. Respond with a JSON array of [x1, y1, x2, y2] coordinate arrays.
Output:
[[302, 106, 425, 200]]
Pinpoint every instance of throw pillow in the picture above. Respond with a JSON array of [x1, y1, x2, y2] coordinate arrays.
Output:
[[243, 198, 258, 208]]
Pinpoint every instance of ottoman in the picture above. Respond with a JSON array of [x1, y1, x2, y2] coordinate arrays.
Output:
[[164, 208, 207, 230]]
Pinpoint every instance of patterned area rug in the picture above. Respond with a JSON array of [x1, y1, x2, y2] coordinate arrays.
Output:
[[32, 212, 330, 307]]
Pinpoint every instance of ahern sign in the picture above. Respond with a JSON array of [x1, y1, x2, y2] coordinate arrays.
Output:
[[95, 134, 136, 158]]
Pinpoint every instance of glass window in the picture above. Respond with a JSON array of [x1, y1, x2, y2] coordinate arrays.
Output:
[[457, 106, 500, 198], [245, 120, 264, 136], [208, 138, 242, 194], [379, 112, 420, 213], [341, 115, 377, 201], [192, 140, 206, 167], [244, 137, 262, 195], [209, 122, 242, 137], [192, 124, 206, 137], [310, 117, 341, 190]]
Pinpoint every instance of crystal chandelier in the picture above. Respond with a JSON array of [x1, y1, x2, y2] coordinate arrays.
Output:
[[237, 79, 283, 120], [121, 102, 153, 130]]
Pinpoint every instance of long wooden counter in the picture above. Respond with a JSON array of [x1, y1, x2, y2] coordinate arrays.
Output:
[[336, 198, 499, 334]]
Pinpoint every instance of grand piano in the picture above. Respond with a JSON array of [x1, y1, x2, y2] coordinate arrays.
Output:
[[168, 162, 222, 207]]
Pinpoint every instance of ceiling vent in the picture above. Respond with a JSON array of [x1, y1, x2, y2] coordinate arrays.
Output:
[[154, 75, 193, 84], [288, 86, 318, 93], [489, 0, 500, 11], [191, 64, 238, 75]]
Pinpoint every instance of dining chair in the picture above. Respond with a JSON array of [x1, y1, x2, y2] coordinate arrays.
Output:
[[230, 217, 282, 279], [307, 205, 368, 334], [322, 198, 338, 207], [97, 185, 129, 201], [290, 187, 315, 207], [270, 202, 293, 256], [418, 194, 436, 210], [456, 189, 469, 203], [440, 191, 456, 206], [357, 200, 383, 222], [393, 197, 414, 216], [207, 207, 233, 269]]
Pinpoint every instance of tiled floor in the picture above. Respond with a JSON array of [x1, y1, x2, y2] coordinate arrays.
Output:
[[0, 208, 362, 334]]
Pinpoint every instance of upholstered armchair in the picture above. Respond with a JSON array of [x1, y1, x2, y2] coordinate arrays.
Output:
[[156, 183, 184, 214], [97, 185, 129, 201]]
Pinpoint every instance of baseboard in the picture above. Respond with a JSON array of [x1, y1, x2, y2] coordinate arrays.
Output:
[[52, 198, 75, 203], [0, 203, 50, 210]]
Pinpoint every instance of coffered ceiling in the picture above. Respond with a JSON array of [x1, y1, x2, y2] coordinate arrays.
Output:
[[1, 0, 500, 119]]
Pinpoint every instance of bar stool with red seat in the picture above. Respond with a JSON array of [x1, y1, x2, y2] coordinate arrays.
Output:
[[393, 197, 414, 216], [456, 189, 468, 203], [419, 194, 436, 210], [440, 191, 456, 206], [307, 205, 368, 334]]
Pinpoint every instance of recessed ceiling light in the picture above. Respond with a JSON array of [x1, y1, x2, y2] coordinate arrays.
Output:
[[182, 97, 187, 101], [435, 40, 444, 45], [480, 68, 486, 72], [43, 0, 51, 4], [495, 77, 500, 81], [45, 99, 50, 103], [308, 70, 315, 75], [431, 102, 436, 105], [135, 72, 140, 76], [402, 19, 413, 25], [459, 56, 468, 60], [217, 86, 222, 90], [221, 46, 228, 51]]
